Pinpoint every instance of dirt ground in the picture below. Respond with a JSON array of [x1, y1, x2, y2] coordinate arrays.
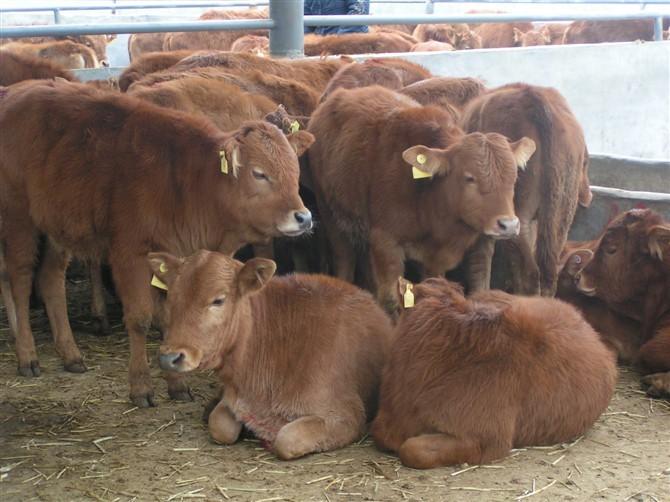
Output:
[[1, 278, 669, 502]]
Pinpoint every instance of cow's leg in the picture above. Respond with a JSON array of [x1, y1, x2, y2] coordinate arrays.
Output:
[[89, 262, 111, 335], [110, 254, 157, 407], [273, 413, 363, 460], [36, 238, 85, 373], [2, 223, 40, 376], [641, 372, 670, 398], [466, 235, 494, 292], [208, 399, 242, 445], [514, 220, 540, 295], [369, 229, 404, 312], [398, 434, 484, 469], [0, 241, 18, 341]]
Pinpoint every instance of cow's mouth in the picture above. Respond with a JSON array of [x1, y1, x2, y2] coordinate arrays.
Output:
[[280, 227, 308, 237]]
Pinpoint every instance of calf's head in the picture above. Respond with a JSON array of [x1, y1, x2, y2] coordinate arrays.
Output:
[[149, 250, 276, 372], [219, 121, 315, 238], [403, 132, 535, 238], [578, 209, 670, 303]]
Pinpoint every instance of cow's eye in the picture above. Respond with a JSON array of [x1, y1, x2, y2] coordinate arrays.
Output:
[[465, 174, 476, 183], [252, 169, 268, 181], [604, 245, 617, 255], [211, 298, 225, 307]]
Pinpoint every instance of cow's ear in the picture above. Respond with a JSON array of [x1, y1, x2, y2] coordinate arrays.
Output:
[[219, 137, 242, 177], [237, 258, 276, 297], [402, 145, 448, 178], [648, 225, 670, 261], [509, 137, 536, 170], [287, 131, 315, 157], [540, 25, 552, 43], [565, 249, 593, 277], [147, 252, 183, 288], [513, 27, 525, 44], [106, 34, 117, 42]]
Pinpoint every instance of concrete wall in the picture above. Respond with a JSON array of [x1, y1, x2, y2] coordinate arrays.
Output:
[[588, 155, 670, 193], [368, 42, 670, 160]]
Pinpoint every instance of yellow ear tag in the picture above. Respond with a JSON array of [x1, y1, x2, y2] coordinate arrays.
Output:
[[159, 262, 168, 273], [289, 120, 300, 133], [151, 275, 168, 291], [403, 283, 415, 308], [219, 151, 228, 174], [412, 153, 432, 179]]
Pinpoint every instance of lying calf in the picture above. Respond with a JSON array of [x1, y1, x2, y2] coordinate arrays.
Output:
[[150, 250, 394, 459], [372, 278, 616, 469]]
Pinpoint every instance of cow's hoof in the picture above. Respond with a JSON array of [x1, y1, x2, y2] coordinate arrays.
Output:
[[64, 360, 87, 373], [130, 391, 156, 408], [91, 318, 112, 337], [168, 387, 194, 402], [641, 373, 670, 398], [18, 360, 41, 377]]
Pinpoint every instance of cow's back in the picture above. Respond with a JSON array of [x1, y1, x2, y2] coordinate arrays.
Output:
[[564, 19, 656, 44], [0, 51, 76, 86], [476, 22, 533, 47]]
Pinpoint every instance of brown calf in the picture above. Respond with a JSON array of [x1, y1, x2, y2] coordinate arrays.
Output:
[[475, 22, 534, 48], [150, 250, 393, 460], [0, 51, 76, 86], [0, 80, 314, 407], [118, 50, 195, 91], [3, 34, 113, 66], [128, 33, 169, 60], [172, 52, 351, 92], [461, 83, 590, 295], [513, 26, 552, 47], [371, 277, 616, 469], [230, 35, 269, 56], [563, 19, 662, 44], [411, 40, 455, 52], [399, 76, 486, 111], [307, 86, 534, 311], [319, 58, 430, 102], [304, 32, 414, 56], [412, 23, 482, 50], [1, 40, 99, 69], [578, 209, 670, 397]]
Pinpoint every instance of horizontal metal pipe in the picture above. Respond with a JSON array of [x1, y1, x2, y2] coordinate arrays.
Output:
[[0, 2, 268, 13], [0, 18, 275, 38], [303, 12, 668, 26]]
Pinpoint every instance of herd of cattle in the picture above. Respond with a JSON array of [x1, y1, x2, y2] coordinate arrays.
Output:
[[0, 9, 669, 469], [1, 8, 669, 71]]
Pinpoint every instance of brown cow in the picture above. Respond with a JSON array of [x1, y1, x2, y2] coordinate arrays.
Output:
[[307, 86, 534, 311], [556, 243, 641, 362], [230, 35, 269, 56], [2, 34, 113, 66], [319, 58, 431, 102], [412, 23, 482, 50], [513, 26, 552, 47], [0, 80, 315, 407], [461, 83, 590, 296], [563, 19, 660, 44], [164, 8, 268, 52], [129, 77, 278, 132], [370, 24, 416, 35], [304, 32, 414, 56], [535, 23, 568, 45], [411, 40, 455, 52], [1, 40, 99, 69], [130, 68, 319, 117], [367, 28, 418, 45], [0, 51, 76, 86], [118, 50, 195, 91], [577, 209, 670, 397], [371, 277, 616, 468], [150, 250, 393, 459], [400, 76, 486, 111], [128, 33, 169, 61], [171, 52, 351, 92], [475, 22, 534, 48]]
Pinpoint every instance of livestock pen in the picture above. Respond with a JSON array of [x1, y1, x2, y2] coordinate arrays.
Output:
[[1, 1, 670, 501]]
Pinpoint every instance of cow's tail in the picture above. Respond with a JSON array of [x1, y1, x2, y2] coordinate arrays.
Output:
[[529, 88, 581, 296]]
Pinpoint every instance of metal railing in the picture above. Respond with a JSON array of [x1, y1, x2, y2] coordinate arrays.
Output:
[[0, 0, 667, 57]]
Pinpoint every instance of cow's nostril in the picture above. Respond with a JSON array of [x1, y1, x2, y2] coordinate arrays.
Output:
[[159, 352, 185, 371], [498, 219, 508, 231], [294, 210, 312, 228]]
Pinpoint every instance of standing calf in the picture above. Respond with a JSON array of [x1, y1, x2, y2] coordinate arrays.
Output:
[[371, 278, 617, 468], [151, 250, 393, 460]]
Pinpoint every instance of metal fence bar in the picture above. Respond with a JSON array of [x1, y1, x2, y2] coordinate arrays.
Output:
[[269, 0, 303, 58]]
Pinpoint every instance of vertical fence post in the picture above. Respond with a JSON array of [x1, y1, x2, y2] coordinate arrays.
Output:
[[425, 0, 434, 15], [653, 16, 663, 41], [269, 0, 304, 58], [54, 8, 61, 24]]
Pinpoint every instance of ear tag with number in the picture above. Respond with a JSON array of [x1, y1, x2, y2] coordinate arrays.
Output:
[[403, 283, 415, 308], [412, 153, 432, 179], [290, 120, 300, 133], [219, 151, 229, 174]]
